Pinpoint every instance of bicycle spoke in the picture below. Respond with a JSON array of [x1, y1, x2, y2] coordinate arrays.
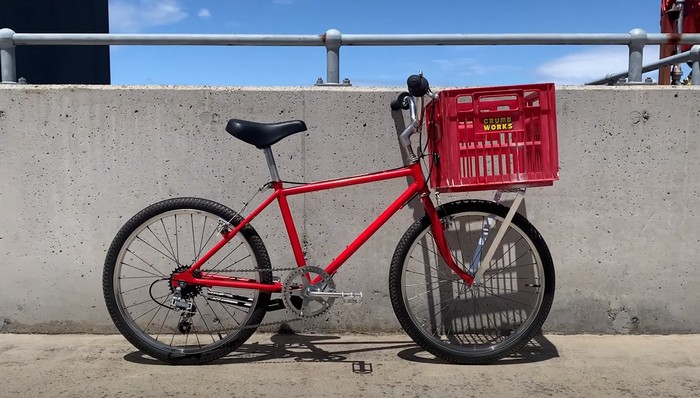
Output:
[[469, 288, 499, 341], [424, 233, 469, 270], [201, 295, 228, 334], [432, 283, 468, 338], [406, 278, 457, 301], [155, 307, 171, 341], [134, 236, 180, 267], [483, 252, 536, 285], [414, 238, 467, 276], [160, 218, 179, 267], [174, 214, 180, 266], [121, 262, 164, 278], [209, 293, 241, 327], [191, 214, 197, 262], [209, 242, 244, 271], [125, 294, 170, 311], [195, 217, 213, 261], [484, 235, 526, 271], [476, 284, 536, 309], [131, 304, 160, 323], [478, 285, 539, 295], [219, 254, 252, 272], [145, 295, 170, 332], [121, 281, 156, 294], [476, 285, 527, 325], [194, 327, 202, 348], [126, 249, 168, 277], [147, 225, 178, 262], [420, 296, 457, 331], [196, 305, 216, 344], [120, 275, 167, 280], [405, 267, 457, 282], [452, 217, 469, 272]]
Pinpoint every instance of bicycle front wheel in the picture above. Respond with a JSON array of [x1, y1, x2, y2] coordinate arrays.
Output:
[[389, 199, 554, 364], [103, 197, 271, 364]]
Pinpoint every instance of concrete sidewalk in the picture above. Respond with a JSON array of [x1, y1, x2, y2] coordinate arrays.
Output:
[[0, 333, 698, 398]]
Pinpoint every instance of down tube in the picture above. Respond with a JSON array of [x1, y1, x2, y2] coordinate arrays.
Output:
[[324, 181, 422, 276]]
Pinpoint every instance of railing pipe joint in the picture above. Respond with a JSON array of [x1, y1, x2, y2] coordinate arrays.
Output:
[[0, 28, 17, 83]]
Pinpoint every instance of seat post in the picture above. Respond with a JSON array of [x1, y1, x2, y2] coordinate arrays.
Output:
[[262, 147, 280, 182]]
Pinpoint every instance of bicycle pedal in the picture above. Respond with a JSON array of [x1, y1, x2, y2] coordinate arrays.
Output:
[[342, 292, 363, 304]]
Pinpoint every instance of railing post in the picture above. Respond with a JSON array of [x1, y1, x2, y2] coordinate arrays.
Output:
[[324, 29, 341, 84], [628, 28, 647, 83], [0, 28, 17, 83]]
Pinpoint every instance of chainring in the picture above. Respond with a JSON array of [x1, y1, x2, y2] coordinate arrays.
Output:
[[282, 266, 336, 318]]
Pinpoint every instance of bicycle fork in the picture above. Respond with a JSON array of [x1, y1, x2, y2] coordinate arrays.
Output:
[[421, 194, 475, 285], [422, 189, 526, 287]]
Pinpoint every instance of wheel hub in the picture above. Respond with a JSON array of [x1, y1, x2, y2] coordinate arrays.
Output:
[[170, 266, 202, 298]]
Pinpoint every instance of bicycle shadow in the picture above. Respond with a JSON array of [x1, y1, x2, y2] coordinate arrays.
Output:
[[396, 333, 559, 365], [123, 332, 415, 365], [123, 332, 558, 366]]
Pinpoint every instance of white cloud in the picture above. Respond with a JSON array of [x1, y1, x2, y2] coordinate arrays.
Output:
[[536, 46, 661, 85], [431, 57, 519, 77], [198, 8, 211, 18], [110, 0, 188, 33]]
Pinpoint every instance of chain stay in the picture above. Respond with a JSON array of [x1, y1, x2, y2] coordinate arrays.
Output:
[[201, 266, 300, 273], [192, 266, 308, 335]]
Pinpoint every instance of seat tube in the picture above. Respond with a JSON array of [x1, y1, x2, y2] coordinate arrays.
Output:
[[263, 147, 280, 181]]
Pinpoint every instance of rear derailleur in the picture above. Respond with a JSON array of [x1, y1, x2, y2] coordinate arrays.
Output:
[[171, 285, 197, 334]]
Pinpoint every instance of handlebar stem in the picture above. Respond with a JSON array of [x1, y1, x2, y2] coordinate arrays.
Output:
[[398, 96, 420, 164]]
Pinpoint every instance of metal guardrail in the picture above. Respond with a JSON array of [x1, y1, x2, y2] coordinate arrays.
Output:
[[587, 45, 700, 85], [2, 27, 700, 85]]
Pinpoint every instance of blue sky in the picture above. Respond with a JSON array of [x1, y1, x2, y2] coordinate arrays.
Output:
[[109, 0, 665, 86]]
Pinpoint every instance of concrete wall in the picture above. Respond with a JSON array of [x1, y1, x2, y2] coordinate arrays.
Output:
[[0, 85, 699, 334]]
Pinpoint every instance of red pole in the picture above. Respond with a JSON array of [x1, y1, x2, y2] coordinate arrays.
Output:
[[660, 0, 678, 85]]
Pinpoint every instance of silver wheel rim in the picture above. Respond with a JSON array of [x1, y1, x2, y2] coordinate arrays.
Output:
[[112, 209, 262, 355], [401, 210, 546, 357]]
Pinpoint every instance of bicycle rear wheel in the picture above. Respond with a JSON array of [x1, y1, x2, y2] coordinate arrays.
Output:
[[389, 199, 554, 364], [103, 197, 271, 364]]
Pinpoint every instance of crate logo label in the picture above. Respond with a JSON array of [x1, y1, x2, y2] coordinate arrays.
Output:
[[482, 117, 513, 131]]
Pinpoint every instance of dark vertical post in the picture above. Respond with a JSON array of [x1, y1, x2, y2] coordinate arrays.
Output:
[[0, 0, 110, 84]]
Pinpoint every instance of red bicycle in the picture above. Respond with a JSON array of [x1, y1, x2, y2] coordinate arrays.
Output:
[[103, 74, 557, 365]]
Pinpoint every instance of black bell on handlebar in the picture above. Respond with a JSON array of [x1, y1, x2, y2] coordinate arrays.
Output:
[[407, 75, 430, 97]]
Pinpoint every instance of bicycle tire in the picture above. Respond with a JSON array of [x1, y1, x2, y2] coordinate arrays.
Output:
[[103, 197, 271, 364], [389, 199, 555, 364]]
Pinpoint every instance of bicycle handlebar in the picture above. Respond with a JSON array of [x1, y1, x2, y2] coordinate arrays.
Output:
[[391, 73, 438, 164], [390, 92, 411, 111]]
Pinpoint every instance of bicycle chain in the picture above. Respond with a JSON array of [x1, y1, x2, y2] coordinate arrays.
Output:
[[195, 266, 309, 335], [200, 266, 299, 274]]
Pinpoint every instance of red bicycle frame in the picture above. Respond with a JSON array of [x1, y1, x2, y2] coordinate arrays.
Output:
[[173, 162, 473, 291]]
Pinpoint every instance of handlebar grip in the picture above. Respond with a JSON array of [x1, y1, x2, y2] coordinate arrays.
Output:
[[407, 75, 430, 97], [390, 92, 411, 110]]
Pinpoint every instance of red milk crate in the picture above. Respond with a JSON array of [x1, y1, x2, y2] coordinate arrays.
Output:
[[425, 83, 559, 192]]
